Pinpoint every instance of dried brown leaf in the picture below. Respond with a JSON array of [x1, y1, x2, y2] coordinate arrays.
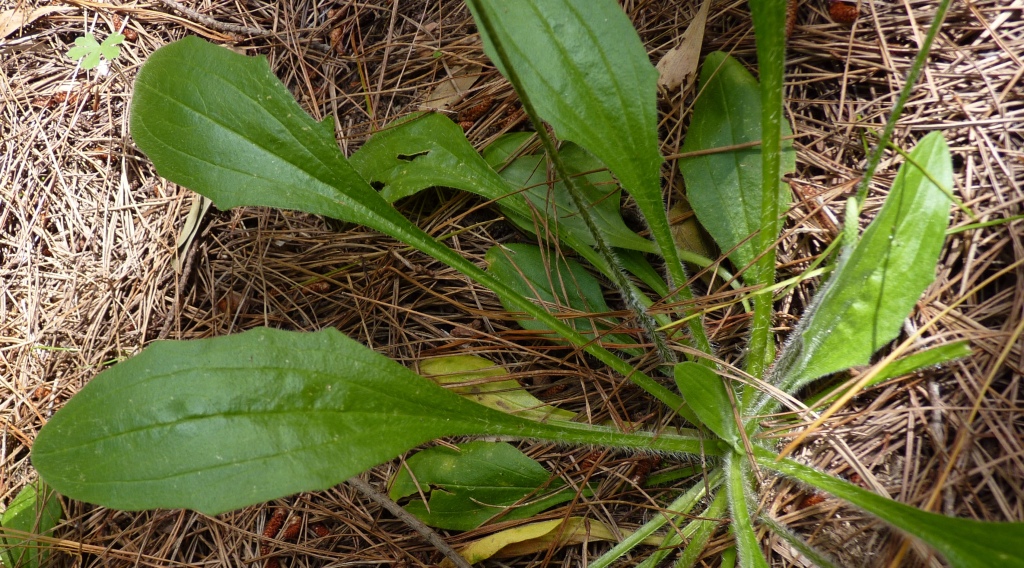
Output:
[[0, 6, 69, 38], [656, 0, 711, 91]]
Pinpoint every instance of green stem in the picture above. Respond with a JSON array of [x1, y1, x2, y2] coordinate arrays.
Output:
[[726, 453, 770, 568], [398, 222, 701, 425], [854, 0, 953, 205], [674, 490, 729, 568], [511, 418, 727, 457], [746, 0, 788, 383]]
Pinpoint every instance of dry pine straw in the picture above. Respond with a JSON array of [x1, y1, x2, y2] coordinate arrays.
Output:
[[1, 0, 1021, 566]]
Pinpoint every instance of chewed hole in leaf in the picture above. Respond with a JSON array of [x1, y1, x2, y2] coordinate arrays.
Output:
[[396, 150, 430, 161]]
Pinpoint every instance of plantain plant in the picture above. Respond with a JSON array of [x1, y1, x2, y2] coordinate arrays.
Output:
[[30, 0, 1024, 565]]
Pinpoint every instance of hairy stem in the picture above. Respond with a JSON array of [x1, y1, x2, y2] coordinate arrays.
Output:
[[746, 0, 789, 384]]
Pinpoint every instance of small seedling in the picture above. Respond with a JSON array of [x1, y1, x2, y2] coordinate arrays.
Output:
[[67, 32, 123, 70]]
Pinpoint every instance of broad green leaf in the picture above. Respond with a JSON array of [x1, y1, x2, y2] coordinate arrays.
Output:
[[420, 355, 577, 422], [0, 481, 62, 568], [33, 328, 521, 514], [771, 132, 952, 396], [444, 517, 662, 567], [130, 37, 419, 238], [465, 0, 661, 232], [495, 143, 656, 253], [33, 328, 716, 514], [674, 362, 738, 447], [485, 243, 634, 348], [679, 51, 795, 281], [726, 454, 769, 568], [757, 448, 1024, 568], [389, 441, 582, 530], [349, 112, 518, 205], [482, 132, 536, 169], [128, 37, 692, 422]]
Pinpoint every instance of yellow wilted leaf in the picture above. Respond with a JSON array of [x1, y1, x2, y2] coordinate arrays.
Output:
[[442, 517, 663, 567], [420, 355, 577, 423]]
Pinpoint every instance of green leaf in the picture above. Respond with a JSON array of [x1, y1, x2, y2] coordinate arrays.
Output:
[[66, 33, 98, 62], [770, 132, 952, 396], [485, 243, 634, 348], [804, 340, 972, 407], [130, 37, 416, 235], [482, 132, 536, 169], [679, 51, 795, 281], [869, 340, 971, 382], [32, 328, 516, 514], [757, 449, 1024, 568], [420, 354, 577, 423], [1, 481, 62, 568], [389, 441, 581, 530], [674, 362, 738, 447], [465, 0, 661, 232], [465, 0, 696, 327], [33, 328, 716, 514], [496, 144, 656, 253], [349, 112, 518, 205], [128, 36, 693, 422], [98, 33, 124, 60]]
